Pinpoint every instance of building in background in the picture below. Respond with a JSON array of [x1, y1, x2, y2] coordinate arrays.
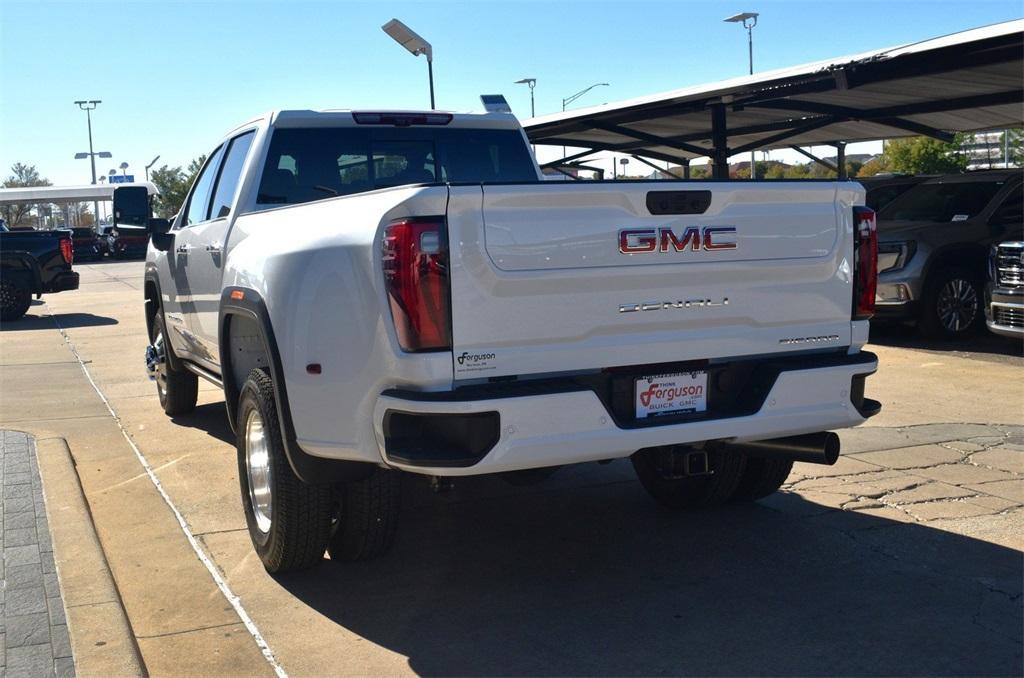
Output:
[[962, 130, 1020, 170]]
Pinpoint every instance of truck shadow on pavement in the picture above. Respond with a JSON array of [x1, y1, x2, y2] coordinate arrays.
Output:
[[276, 467, 1022, 676], [0, 312, 118, 331], [170, 402, 234, 444]]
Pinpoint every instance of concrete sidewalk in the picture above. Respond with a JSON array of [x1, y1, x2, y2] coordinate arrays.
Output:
[[0, 270, 273, 676]]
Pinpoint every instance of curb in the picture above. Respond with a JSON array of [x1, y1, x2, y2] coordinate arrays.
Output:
[[31, 434, 146, 677]]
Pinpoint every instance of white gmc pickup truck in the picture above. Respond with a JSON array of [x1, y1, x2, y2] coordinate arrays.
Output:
[[114, 109, 881, 572]]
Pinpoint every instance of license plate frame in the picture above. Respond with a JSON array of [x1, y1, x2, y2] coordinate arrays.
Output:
[[635, 371, 708, 419]]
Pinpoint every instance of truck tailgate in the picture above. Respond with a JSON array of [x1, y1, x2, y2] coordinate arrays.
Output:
[[446, 182, 860, 379]]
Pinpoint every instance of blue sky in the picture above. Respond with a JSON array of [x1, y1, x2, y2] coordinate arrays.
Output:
[[1, 0, 1021, 185]]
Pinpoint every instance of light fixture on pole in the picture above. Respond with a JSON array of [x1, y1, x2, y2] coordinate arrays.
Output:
[[619, 157, 629, 179], [145, 156, 160, 182], [74, 99, 110, 226], [724, 12, 759, 179], [514, 78, 536, 118], [382, 19, 435, 109], [119, 161, 130, 177]]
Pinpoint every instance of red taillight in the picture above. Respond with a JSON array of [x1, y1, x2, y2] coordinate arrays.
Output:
[[59, 238, 74, 265], [382, 218, 451, 352], [852, 206, 877, 320]]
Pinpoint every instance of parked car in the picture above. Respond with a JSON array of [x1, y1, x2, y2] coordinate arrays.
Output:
[[858, 174, 934, 211], [117, 107, 880, 573], [70, 227, 103, 261], [985, 241, 1023, 339], [0, 227, 80, 320], [875, 170, 1023, 338], [105, 225, 149, 258]]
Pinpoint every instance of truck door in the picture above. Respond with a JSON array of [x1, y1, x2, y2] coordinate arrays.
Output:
[[164, 144, 224, 364], [175, 130, 256, 371]]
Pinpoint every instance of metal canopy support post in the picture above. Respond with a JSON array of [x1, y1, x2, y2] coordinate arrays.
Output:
[[711, 104, 729, 179], [836, 142, 847, 180], [683, 159, 691, 179], [789, 145, 838, 172]]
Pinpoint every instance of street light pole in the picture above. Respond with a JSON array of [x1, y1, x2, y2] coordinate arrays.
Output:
[[562, 82, 609, 112], [74, 100, 107, 226], [145, 155, 160, 182], [382, 19, 435, 109], [560, 82, 609, 170], [724, 13, 759, 179]]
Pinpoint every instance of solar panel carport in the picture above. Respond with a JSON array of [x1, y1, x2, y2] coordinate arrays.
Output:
[[524, 20, 1024, 179]]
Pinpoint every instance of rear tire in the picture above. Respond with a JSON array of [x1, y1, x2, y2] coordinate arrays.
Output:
[[328, 468, 401, 562], [730, 457, 794, 502], [0, 277, 32, 322], [150, 313, 198, 416], [237, 368, 333, 573], [919, 267, 983, 339], [631, 445, 746, 509]]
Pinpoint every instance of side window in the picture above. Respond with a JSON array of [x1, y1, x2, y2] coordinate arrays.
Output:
[[184, 146, 225, 226], [990, 185, 1023, 226], [209, 131, 256, 220]]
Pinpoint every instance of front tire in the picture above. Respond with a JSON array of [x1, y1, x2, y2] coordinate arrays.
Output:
[[0, 277, 32, 321], [237, 368, 333, 573], [150, 313, 198, 416], [631, 445, 746, 509], [919, 267, 982, 339]]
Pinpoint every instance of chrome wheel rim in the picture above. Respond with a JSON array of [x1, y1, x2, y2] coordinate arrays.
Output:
[[936, 278, 978, 333], [153, 331, 168, 399], [245, 409, 273, 533]]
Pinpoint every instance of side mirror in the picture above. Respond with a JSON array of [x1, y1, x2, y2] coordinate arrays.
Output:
[[149, 218, 171, 234], [112, 186, 150, 227]]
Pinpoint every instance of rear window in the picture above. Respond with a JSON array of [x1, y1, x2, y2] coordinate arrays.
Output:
[[879, 180, 1004, 222], [257, 127, 537, 205]]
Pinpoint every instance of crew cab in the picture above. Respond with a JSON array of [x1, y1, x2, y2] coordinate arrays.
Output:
[[116, 109, 881, 573], [0, 225, 79, 321]]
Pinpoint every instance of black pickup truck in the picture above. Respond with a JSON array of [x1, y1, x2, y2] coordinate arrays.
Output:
[[0, 223, 80, 321]]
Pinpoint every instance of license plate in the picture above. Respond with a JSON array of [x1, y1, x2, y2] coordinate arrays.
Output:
[[635, 371, 708, 419]]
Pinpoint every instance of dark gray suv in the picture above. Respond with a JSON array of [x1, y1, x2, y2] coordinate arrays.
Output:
[[874, 170, 1023, 338]]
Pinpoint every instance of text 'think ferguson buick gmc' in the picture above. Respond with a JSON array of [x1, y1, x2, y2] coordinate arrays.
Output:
[[114, 107, 880, 572]]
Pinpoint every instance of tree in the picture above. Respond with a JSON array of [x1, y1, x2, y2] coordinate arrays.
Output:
[[2, 163, 51, 228], [150, 154, 207, 218], [880, 135, 968, 174], [858, 156, 890, 177]]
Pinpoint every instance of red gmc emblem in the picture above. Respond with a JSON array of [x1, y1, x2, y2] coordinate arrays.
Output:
[[619, 226, 737, 253]]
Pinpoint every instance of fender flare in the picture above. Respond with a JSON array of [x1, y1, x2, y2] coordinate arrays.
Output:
[[1, 253, 44, 293], [219, 286, 374, 484]]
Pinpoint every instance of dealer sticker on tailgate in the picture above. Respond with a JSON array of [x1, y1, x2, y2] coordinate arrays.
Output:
[[635, 371, 708, 419]]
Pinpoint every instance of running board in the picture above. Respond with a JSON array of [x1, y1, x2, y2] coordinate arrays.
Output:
[[183, 361, 223, 389]]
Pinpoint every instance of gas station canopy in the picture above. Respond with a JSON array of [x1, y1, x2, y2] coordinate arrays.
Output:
[[524, 20, 1024, 178], [0, 182, 159, 205]]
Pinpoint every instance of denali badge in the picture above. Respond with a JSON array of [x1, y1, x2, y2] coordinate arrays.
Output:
[[620, 298, 729, 313], [619, 226, 737, 253], [778, 335, 840, 345]]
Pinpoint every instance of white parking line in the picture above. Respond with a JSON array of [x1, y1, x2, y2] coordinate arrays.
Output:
[[51, 308, 288, 678]]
